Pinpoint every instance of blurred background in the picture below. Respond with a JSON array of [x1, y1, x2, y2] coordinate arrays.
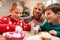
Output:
[[0, 0, 60, 17]]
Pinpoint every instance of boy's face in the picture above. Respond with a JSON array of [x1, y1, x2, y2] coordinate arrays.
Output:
[[45, 9, 58, 23], [33, 5, 43, 20], [11, 6, 23, 20]]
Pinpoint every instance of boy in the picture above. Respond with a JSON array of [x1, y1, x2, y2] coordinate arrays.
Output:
[[40, 3, 60, 37]]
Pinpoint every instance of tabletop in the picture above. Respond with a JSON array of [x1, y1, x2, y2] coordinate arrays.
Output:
[[0, 31, 60, 40]]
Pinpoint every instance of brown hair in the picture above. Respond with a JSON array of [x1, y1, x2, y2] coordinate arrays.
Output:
[[10, 2, 23, 13], [45, 3, 60, 14]]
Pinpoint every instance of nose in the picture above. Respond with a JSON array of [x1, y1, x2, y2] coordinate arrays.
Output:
[[36, 9, 39, 12], [17, 14, 21, 17]]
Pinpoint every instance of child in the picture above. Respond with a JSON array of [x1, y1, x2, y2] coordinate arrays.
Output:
[[0, 2, 31, 33], [40, 3, 60, 37]]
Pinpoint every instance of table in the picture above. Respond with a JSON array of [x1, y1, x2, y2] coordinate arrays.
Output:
[[0, 34, 5, 40], [23, 31, 60, 40], [0, 31, 60, 40]]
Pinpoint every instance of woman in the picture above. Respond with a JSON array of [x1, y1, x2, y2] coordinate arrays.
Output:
[[24, 3, 46, 35]]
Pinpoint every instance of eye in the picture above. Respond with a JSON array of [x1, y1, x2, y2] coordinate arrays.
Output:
[[20, 12, 22, 14], [34, 8, 37, 10], [15, 12, 22, 14], [15, 12, 18, 14], [47, 13, 51, 15], [48, 13, 51, 14], [34, 8, 42, 11], [38, 9, 42, 11]]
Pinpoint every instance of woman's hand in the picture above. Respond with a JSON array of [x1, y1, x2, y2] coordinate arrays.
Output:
[[29, 19, 36, 27]]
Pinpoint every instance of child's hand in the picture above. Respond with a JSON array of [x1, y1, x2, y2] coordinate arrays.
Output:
[[49, 30, 57, 36], [15, 26, 23, 32]]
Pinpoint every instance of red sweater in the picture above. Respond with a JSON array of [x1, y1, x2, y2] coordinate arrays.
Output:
[[0, 16, 31, 33]]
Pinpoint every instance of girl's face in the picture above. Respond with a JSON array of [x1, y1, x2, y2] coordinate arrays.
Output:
[[45, 9, 58, 23], [10, 6, 23, 20], [33, 5, 43, 20]]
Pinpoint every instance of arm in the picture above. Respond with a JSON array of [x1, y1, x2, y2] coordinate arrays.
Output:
[[0, 24, 16, 33], [20, 18, 31, 31], [40, 22, 47, 31], [23, 24, 31, 31], [49, 30, 60, 37], [0, 16, 16, 33]]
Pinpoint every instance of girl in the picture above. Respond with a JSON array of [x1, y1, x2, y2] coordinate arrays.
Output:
[[0, 2, 31, 33]]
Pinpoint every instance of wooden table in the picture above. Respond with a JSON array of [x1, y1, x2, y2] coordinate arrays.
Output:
[[0, 34, 5, 40], [0, 31, 60, 40], [23, 31, 60, 40]]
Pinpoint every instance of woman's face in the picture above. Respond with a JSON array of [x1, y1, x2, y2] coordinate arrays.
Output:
[[10, 6, 23, 20], [33, 5, 43, 20], [45, 9, 58, 23]]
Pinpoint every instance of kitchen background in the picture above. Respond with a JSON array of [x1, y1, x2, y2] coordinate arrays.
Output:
[[0, 0, 60, 17]]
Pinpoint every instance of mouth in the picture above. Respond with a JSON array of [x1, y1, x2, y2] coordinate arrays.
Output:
[[47, 17, 50, 20], [47, 18, 52, 22], [15, 16, 20, 19]]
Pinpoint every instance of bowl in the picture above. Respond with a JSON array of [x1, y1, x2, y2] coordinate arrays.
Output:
[[3, 32, 25, 40]]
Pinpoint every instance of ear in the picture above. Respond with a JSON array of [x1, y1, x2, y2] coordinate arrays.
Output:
[[57, 12, 60, 15], [57, 12, 60, 18], [57, 12, 60, 24]]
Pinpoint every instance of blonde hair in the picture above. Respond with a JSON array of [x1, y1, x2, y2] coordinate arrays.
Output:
[[10, 2, 23, 13], [34, 3, 46, 24], [34, 3, 45, 13]]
